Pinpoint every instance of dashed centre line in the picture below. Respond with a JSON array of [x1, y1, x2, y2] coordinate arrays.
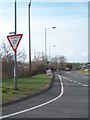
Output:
[[78, 83, 82, 85], [69, 80, 73, 82], [73, 81, 76, 83], [82, 84, 88, 87], [61, 76, 88, 87]]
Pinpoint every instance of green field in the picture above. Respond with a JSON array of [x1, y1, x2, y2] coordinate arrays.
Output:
[[2, 74, 52, 102]]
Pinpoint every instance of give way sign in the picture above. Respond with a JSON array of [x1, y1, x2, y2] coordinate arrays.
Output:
[[7, 34, 23, 52]]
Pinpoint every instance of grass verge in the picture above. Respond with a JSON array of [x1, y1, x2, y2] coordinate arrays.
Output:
[[79, 68, 90, 74], [2, 74, 52, 102]]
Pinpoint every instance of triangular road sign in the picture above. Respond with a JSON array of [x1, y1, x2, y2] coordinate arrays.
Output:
[[7, 34, 23, 52]]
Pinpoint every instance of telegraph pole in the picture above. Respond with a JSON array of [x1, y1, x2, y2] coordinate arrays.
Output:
[[28, 1, 32, 77], [45, 28, 47, 70]]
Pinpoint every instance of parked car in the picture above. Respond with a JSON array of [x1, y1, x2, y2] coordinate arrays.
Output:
[[65, 67, 70, 71], [46, 69, 52, 76]]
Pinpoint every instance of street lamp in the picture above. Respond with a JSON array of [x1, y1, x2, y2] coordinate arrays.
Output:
[[28, 0, 31, 77], [9, 32, 15, 34], [45, 27, 56, 70]]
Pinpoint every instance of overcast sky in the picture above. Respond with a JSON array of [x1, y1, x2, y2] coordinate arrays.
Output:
[[0, 0, 88, 63]]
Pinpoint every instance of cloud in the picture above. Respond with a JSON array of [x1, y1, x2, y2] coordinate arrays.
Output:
[[82, 52, 88, 57], [1, 1, 88, 62], [64, 52, 88, 62]]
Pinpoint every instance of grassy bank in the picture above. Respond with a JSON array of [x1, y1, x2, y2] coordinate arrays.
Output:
[[2, 74, 52, 102], [79, 68, 90, 73]]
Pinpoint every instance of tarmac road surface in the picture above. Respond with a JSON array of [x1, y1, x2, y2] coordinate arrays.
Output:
[[2, 71, 88, 119]]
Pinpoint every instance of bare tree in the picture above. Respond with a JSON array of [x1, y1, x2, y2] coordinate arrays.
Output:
[[51, 55, 67, 69], [59, 55, 66, 63], [1, 43, 27, 79], [1, 43, 27, 62], [59, 55, 67, 69], [1, 43, 13, 62], [17, 49, 27, 62]]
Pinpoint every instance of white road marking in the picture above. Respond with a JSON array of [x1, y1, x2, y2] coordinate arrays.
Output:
[[61, 76, 67, 80], [69, 80, 73, 82], [61, 76, 88, 88], [1, 74, 64, 119], [78, 83, 82, 85], [82, 84, 88, 87], [73, 81, 76, 83]]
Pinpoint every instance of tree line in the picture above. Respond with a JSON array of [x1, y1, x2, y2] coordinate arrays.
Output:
[[1, 43, 82, 80]]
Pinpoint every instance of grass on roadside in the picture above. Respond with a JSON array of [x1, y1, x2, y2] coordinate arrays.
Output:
[[2, 74, 52, 102], [79, 68, 90, 73]]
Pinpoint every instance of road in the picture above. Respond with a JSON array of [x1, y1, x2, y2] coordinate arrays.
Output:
[[2, 71, 88, 119]]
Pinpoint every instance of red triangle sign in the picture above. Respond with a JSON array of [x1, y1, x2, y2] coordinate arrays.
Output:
[[7, 34, 23, 52]]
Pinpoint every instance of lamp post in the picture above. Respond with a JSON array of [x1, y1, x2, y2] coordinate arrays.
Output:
[[45, 27, 56, 70], [28, 0, 31, 77]]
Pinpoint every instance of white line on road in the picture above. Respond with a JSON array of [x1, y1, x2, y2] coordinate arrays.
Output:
[[73, 81, 76, 83], [61, 76, 67, 80], [82, 84, 88, 87], [69, 80, 73, 82], [1, 74, 63, 119], [61, 76, 88, 88], [78, 83, 82, 85]]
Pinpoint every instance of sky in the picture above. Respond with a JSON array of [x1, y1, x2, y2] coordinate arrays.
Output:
[[0, 0, 89, 63]]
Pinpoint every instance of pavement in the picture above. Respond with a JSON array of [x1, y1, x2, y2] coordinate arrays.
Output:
[[2, 71, 88, 119]]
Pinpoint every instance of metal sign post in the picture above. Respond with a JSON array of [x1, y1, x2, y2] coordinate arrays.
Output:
[[7, 34, 23, 90], [14, 0, 17, 90], [14, 51, 17, 90]]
